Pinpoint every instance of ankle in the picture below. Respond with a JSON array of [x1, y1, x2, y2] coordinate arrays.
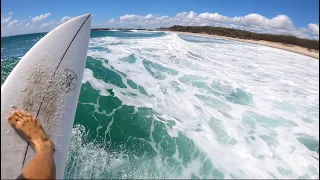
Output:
[[34, 140, 55, 153]]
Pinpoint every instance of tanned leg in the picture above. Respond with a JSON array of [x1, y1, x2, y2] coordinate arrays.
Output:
[[8, 111, 56, 179]]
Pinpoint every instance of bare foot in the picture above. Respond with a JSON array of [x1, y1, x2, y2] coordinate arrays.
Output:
[[8, 110, 54, 153]]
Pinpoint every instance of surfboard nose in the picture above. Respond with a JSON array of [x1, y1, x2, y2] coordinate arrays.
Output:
[[69, 14, 91, 26], [55, 14, 91, 40], [75, 14, 91, 31], [75, 13, 91, 21], [59, 14, 91, 30]]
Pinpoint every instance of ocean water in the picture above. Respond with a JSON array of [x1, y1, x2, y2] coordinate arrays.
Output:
[[1, 30, 319, 179]]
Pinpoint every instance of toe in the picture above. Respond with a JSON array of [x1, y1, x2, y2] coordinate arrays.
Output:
[[8, 111, 30, 129], [16, 111, 23, 118], [8, 112, 18, 125]]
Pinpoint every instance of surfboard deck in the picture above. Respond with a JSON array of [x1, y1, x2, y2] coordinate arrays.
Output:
[[1, 14, 91, 179]]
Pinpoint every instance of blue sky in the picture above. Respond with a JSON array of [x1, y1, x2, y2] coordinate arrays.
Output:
[[1, 0, 319, 38]]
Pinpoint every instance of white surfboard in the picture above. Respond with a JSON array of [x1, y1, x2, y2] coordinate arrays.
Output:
[[1, 14, 91, 179]]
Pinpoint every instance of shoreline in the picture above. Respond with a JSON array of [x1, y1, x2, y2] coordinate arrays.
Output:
[[165, 31, 319, 59]]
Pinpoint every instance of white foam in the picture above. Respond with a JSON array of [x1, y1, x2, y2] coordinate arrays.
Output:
[[79, 32, 319, 178]]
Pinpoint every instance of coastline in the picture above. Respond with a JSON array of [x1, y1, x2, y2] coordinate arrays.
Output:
[[166, 31, 319, 59]]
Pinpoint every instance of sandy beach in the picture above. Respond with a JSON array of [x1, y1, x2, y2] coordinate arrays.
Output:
[[167, 31, 319, 59]]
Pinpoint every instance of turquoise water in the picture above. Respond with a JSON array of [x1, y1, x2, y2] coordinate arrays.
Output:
[[1, 30, 319, 179]]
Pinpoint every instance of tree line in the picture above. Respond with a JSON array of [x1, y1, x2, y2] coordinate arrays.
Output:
[[159, 25, 319, 50]]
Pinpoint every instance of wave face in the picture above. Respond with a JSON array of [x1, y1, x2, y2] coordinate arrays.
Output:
[[1, 31, 319, 179]]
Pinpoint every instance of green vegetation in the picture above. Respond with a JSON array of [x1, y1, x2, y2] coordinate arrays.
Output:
[[160, 25, 319, 50]]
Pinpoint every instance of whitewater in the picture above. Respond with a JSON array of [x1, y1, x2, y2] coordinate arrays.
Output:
[[66, 31, 319, 179]]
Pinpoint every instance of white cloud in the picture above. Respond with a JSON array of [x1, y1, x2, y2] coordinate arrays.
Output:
[[17, 21, 24, 26], [198, 12, 229, 22], [300, 27, 308, 33], [8, 12, 13, 16], [110, 11, 233, 27], [60, 16, 73, 23], [7, 20, 19, 27], [145, 14, 154, 20], [25, 23, 30, 28], [187, 11, 197, 19], [232, 14, 294, 30], [32, 12, 51, 24], [5, 16, 12, 23], [120, 14, 141, 21], [308, 23, 319, 35], [1, 16, 12, 24], [176, 12, 187, 18], [157, 16, 169, 20], [108, 18, 116, 23], [40, 21, 56, 28]]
